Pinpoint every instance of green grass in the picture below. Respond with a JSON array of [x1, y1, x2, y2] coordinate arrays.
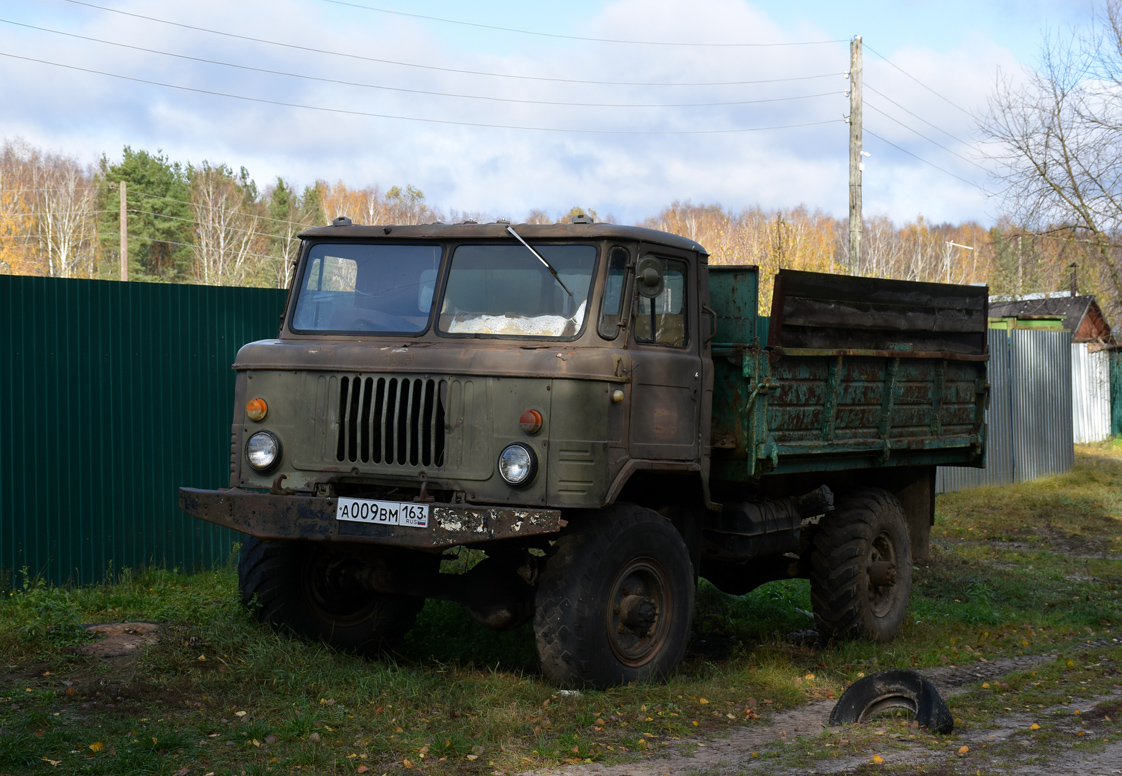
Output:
[[5, 444, 1122, 774]]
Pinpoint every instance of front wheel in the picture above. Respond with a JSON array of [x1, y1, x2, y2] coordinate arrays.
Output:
[[533, 504, 695, 688], [238, 536, 424, 654], [809, 488, 912, 642]]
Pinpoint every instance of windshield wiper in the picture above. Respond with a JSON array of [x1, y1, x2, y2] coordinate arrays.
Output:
[[506, 226, 572, 297]]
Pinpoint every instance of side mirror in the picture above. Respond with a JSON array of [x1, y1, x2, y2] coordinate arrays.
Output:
[[635, 256, 664, 298]]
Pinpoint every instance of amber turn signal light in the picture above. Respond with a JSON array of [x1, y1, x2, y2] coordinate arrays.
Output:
[[246, 397, 268, 422], [519, 409, 543, 434]]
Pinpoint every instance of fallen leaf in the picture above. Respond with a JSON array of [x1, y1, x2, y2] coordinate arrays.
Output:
[[1031, 723, 1041, 730], [319, 698, 336, 706], [958, 746, 969, 755], [699, 698, 710, 704], [234, 711, 247, 718], [264, 735, 277, 745], [197, 655, 206, 661], [403, 758, 413, 768], [872, 755, 884, 764], [466, 754, 479, 761], [308, 733, 320, 742], [89, 742, 104, 753], [357, 767, 370, 774]]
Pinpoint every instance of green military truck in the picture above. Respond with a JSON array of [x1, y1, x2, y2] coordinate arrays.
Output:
[[179, 216, 988, 688]]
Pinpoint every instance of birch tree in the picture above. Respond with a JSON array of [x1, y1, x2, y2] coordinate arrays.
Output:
[[980, 0, 1122, 311], [190, 162, 263, 287]]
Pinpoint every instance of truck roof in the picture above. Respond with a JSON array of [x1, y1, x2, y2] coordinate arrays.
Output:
[[299, 219, 708, 256]]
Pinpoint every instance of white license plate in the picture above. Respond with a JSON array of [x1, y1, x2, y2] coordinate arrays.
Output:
[[336, 498, 429, 528]]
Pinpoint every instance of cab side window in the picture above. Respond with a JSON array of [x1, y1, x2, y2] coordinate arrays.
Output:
[[632, 257, 687, 347], [597, 247, 629, 340]]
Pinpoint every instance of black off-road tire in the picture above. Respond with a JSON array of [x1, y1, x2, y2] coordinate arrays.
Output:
[[238, 536, 424, 655], [533, 504, 695, 688], [829, 669, 954, 733], [810, 488, 912, 642]]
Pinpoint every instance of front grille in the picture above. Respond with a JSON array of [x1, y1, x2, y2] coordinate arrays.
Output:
[[336, 376, 446, 466]]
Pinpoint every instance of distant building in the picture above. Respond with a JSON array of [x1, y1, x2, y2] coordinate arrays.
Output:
[[989, 295, 1113, 345]]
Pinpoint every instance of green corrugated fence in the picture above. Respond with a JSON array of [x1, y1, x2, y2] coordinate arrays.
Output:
[[1112, 350, 1122, 437], [0, 275, 287, 586]]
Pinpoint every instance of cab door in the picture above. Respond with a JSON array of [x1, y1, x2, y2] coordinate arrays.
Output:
[[627, 250, 703, 461]]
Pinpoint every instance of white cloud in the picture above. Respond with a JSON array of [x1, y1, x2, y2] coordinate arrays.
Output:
[[0, 0, 1060, 226]]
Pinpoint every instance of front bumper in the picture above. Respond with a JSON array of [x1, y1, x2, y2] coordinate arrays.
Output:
[[178, 487, 563, 549]]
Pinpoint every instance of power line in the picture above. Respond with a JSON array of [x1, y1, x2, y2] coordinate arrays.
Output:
[[62, 0, 841, 88], [0, 51, 846, 136], [864, 129, 991, 195], [0, 17, 843, 111], [864, 83, 971, 145], [128, 206, 296, 244], [0, 231, 292, 266], [5, 210, 116, 217], [322, 0, 848, 47], [863, 100, 989, 173], [130, 190, 316, 230], [3, 186, 317, 230], [862, 43, 973, 118]]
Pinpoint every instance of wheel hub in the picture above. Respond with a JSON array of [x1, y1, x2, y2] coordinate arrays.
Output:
[[619, 594, 657, 632], [867, 530, 900, 617], [606, 559, 671, 667]]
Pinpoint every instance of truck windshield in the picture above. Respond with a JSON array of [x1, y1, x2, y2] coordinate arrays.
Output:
[[439, 244, 597, 337], [291, 243, 441, 333]]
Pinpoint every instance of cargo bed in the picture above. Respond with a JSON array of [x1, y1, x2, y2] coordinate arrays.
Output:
[[708, 267, 989, 483]]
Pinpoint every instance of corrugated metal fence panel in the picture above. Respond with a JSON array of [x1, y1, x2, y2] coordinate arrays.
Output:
[[0, 276, 287, 586], [1072, 343, 1111, 443], [936, 329, 1014, 493], [1011, 329, 1074, 482], [1110, 350, 1122, 436]]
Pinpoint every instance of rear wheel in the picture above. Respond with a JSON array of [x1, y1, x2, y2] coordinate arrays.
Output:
[[810, 488, 912, 642], [238, 536, 423, 654], [533, 504, 695, 688]]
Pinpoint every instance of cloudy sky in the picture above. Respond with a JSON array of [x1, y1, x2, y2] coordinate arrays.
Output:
[[0, 0, 1097, 225]]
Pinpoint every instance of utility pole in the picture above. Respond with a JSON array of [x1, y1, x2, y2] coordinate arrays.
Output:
[[119, 181, 128, 282], [848, 36, 863, 274]]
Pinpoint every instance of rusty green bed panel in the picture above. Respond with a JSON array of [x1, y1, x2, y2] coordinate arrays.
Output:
[[709, 268, 988, 482], [768, 268, 989, 355]]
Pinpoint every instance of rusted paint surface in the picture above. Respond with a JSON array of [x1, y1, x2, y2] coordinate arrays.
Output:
[[178, 487, 561, 548], [712, 269, 988, 481]]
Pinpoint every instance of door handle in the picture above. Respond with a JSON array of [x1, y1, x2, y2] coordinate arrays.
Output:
[[702, 304, 718, 344]]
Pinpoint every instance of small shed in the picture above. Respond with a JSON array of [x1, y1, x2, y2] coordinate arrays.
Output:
[[989, 295, 1112, 344]]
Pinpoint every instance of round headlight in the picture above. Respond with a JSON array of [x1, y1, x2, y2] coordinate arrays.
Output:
[[246, 431, 281, 471], [498, 444, 537, 486]]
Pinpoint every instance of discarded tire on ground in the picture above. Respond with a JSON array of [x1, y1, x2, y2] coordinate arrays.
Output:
[[828, 669, 954, 734]]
